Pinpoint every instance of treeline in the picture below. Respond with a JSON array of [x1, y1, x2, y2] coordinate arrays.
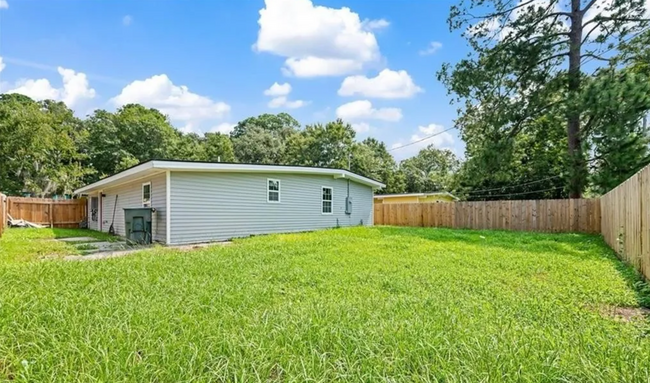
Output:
[[4, 15, 650, 200], [0, 93, 459, 198]]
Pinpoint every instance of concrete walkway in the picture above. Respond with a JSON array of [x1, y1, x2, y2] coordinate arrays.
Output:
[[61, 239, 231, 261]]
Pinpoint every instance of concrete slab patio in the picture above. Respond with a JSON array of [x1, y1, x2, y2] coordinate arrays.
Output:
[[57, 237, 101, 243], [61, 239, 231, 261]]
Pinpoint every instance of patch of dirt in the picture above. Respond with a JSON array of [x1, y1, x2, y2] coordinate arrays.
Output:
[[599, 305, 650, 322], [268, 363, 284, 382], [172, 242, 232, 251], [0, 359, 15, 381]]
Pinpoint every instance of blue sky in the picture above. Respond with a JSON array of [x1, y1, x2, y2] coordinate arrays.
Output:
[[0, 0, 471, 160]]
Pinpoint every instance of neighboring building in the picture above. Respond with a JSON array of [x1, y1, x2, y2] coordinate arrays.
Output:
[[374, 192, 458, 205], [74, 160, 385, 245]]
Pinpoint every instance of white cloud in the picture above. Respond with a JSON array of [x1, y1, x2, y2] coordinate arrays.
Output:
[[263, 80, 308, 109], [57, 68, 96, 107], [7, 79, 59, 101], [0, 0, 8, 9], [363, 18, 389, 30], [210, 122, 236, 134], [268, 96, 308, 109], [336, 100, 402, 122], [391, 123, 455, 158], [282, 57, 364, 77], [6, 67, 96, 108], [264, 82, 292, 96], [0, 57, 5, 73], [255, 0, 382, 77], [419, 41, 442, 56], [111, 74, 230, 123], [122, 15, 133, 26], [351, 122, 372, 133], [338, 69, 423, 99]]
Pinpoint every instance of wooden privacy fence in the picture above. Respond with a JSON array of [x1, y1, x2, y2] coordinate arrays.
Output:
[[7, 197, 87, 229], [601, 165, 650, 280], [0, 194, 6, 238], [374, 199, 601, 234]]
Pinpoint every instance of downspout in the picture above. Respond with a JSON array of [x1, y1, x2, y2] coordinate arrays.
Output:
[[166, 170, 171, 245]]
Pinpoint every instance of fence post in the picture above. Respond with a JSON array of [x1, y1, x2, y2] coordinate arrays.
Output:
[[49, 201, 54, 228]]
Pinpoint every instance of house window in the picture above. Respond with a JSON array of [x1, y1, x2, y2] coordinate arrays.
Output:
[[268, 179, 280, 203], [142, 182, 151, 207], [322, 187, 333, 214]]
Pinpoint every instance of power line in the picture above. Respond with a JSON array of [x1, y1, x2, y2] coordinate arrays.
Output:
[[464, 175, 562, 194], [389, 127, 457, 152], [467, 186, 565, 199]]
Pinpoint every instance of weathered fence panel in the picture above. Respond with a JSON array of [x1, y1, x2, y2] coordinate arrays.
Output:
[[7, 197, 87, 229], [601, 165, 650, 280], [0, 194, 6, 238], [374, 199, 601, 234]]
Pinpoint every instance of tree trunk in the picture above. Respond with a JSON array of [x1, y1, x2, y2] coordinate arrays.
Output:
[[567, 0, 585, 198]]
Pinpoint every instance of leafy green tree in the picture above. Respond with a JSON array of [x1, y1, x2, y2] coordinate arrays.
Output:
[[38, 100, 94, 196], [0, 95, 91, 196], [113, 104, 179, 162], [0, 94, 51, 194], [287, 119, 355, 168], [175, 133, 207, 162], [84, 105, 180, 180], [440, 0, 649, 197], [231, 113, 299, 164], [400, 146, 460, 193], [231, 113, 300, 138], [586, 68, 650, 194], [354, 138, 406, 194], [204, 133, 235, 163], [454, 111, 568, 200]]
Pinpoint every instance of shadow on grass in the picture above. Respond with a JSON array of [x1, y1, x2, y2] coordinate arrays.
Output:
[[374, 226, 650, 308]]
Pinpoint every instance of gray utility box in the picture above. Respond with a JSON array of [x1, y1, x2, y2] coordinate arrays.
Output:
[[345, 196, 353, 215], [123, 207, 154, 244]]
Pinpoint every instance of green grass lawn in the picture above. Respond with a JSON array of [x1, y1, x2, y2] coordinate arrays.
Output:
[[0, 226, 649, 382], [0, 228, 119, 263]]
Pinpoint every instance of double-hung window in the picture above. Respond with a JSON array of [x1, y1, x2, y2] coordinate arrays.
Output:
[[268, 179, 281, 203], [322, 187, 333, 214], [142, 182, 152, 207]]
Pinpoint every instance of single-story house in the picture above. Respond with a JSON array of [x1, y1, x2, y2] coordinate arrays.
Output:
[[74, 160, 385, 245], [374, 192, 458, 205]]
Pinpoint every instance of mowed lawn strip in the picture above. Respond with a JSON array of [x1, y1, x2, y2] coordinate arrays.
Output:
[[0, 227, 649, 382]]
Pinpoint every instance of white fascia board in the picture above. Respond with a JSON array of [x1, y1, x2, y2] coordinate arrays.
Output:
[[73, 162, 155, 195]]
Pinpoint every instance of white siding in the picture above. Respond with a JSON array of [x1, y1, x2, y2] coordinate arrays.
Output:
[[98, 172, 167, 243], [170, 172, 374, 245]]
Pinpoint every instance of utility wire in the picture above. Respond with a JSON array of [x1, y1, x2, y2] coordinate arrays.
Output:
[[464, 175, 562, 194], [467, 186, 565, 199], [388, 127, 457, 152]]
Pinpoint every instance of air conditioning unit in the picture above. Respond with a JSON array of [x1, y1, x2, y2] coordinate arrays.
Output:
[[123, 207, 154, 244]]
